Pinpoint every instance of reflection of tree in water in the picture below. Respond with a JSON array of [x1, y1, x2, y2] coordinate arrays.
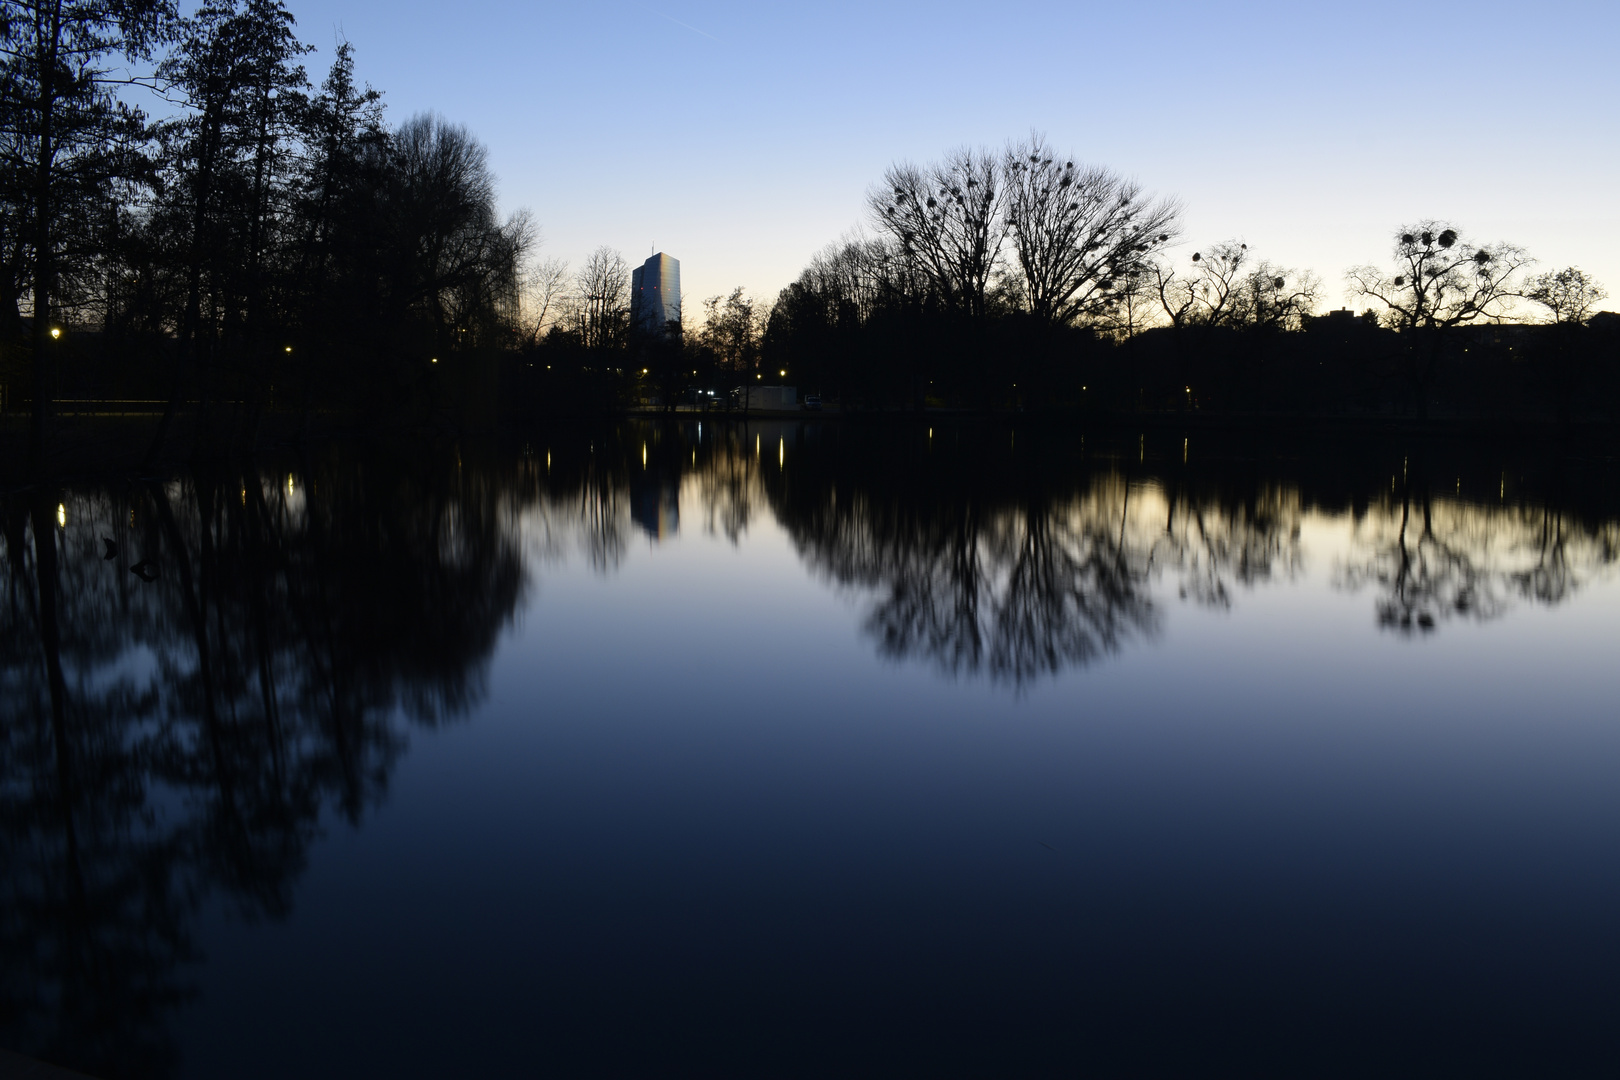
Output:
[[1152, 484, 1304, 609], [8, 424, 1613, 1072], [521, 424, 1620, 671], [1509, 503, 1619, 607], [747, 429, 1300, 687], [696, 431, 761, 545], [1337, 467, 1619, 635], [0, 451, 524, 1078], [832, 493, 1159, 685]]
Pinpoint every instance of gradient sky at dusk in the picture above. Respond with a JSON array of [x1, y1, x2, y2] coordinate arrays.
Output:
[[282, 0, 1616, 316]]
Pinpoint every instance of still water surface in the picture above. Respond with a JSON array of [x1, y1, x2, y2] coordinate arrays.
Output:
[[4, 423, 1619, 1077]]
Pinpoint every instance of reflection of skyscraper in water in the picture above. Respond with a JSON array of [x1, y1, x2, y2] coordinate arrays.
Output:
[[630, 471, 679, 540], [630, 252, 681, 337]]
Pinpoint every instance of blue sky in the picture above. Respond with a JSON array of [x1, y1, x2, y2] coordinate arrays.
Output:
[[283, 0, 1617, 317]]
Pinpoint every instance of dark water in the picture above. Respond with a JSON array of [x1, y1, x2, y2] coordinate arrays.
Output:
[[4, 423, 1619, 1078]]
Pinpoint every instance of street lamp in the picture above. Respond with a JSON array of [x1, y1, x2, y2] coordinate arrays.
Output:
[[49, 328, 60, 340]]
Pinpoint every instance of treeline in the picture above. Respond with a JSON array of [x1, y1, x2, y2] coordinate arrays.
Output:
[[6, 3, 1617, 450], [1, 0, 528, 462], [762, 135, 1616, 421], [508, 135, 1617, 422]]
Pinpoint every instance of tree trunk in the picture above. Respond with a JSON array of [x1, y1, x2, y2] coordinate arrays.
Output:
[[29, 2, 62, 476]]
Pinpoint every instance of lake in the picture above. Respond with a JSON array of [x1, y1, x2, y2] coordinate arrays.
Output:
[[4, 420, 1619, 1077]]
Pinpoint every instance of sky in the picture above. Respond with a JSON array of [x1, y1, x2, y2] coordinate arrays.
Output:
[[277, 0, 1618, 318]]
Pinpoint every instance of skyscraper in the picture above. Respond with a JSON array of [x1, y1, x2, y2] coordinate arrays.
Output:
[[630, 252, 680, 337]]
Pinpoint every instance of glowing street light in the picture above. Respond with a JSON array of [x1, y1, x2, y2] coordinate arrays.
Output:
[[49, 328, 61, 340]]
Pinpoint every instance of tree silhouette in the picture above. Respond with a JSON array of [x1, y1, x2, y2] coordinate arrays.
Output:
[[1003, 133, 1179, 326], [871, 146, 1006, 320], [1345, 223, 1531, 418], [0, 0, 176, 466], [1523, 267, 1606, 325], [762, 437, 1166, 687], [1336, 462, 1618, 636], [571, 245, 629, 354]]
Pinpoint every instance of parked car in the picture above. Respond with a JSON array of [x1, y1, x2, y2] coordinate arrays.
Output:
[[802, 395, 822, 411]]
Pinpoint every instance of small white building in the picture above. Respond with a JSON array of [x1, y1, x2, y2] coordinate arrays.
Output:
[[741, 385, 796, 410]]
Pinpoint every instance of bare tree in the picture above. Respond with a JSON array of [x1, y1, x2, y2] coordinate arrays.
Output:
[[1345, 222, 1531, 417], [386, 113, 531, 346], [1155, 242, 1319, 331], [1523, 267, 1608, 422], [1345, 222, 1529, 331], [791, 233, 926, 324], [1523, 267, 1606, 325], [1003, 133, 1179, 326], [1235, 262, 1321, 331], [869, 146, 1005, 317], [1093, 264, 1159, 338], [519, 255, 569, 347], [1154, 241, 1250, 327], [572, 245, 628, 352]]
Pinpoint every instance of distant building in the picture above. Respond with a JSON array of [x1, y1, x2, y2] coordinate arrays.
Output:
[[738, 385, 796, 410], [631, 252, 680, 338], [1305, 308, 1378, 330]]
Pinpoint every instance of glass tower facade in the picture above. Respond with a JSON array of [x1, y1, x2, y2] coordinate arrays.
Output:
[[630, 252, 681, 337]]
